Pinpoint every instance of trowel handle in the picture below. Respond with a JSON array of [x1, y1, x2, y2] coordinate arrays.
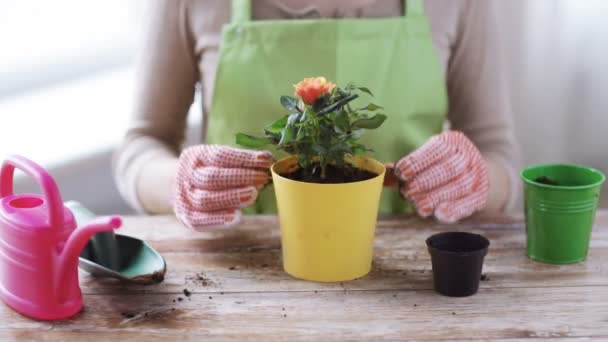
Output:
[[0, 155, 64, 231], [65, 201, 122, 271]]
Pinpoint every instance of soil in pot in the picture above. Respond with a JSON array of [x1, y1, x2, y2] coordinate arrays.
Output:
[[281, 163, 377, 184], [534, 176, 560, 186]]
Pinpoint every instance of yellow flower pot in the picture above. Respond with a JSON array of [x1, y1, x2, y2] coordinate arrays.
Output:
[[271, 156, 385, 282]]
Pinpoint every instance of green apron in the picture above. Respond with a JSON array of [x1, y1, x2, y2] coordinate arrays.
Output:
[[207, 0, 448, 214]]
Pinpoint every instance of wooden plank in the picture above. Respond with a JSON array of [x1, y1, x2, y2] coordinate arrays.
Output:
[[3, 212, 607, 340], [1, 332, 606, 342], [77, 211, 608, 294], [112, 211, 608, 244], [1, 287, 608, 341]]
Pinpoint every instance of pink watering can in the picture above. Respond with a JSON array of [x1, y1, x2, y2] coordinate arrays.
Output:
[[0, 155, 121, 320]]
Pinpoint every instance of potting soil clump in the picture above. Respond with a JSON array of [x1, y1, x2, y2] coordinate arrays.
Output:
[[283, 163, 377, 184]]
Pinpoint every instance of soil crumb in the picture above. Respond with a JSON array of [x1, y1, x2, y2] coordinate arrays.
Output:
[[535, 176, 560, 186], [282, 163, 377, 184], [119, 308, 180, 325], [186, 272, 216, 287], [480, 274, 490, 281], [129, 270, 165, 285], [183, 289, 192, 297]]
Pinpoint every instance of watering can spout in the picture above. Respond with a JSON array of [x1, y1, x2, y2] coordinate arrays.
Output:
[[56, 216, 121, 299]]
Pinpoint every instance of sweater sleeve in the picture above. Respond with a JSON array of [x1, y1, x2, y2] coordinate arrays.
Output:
[[446, 0, 521, 212], [113, 0, 199, 213]]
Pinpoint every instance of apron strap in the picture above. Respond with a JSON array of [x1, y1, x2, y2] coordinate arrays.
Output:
[[405, 0, 425, 17], [232, 0, 422, 22], [231, 0, 251, 24]]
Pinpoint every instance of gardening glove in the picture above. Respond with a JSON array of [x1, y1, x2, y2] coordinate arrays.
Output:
[[174, 145, 273, 230], [395, 131, 489, 223]]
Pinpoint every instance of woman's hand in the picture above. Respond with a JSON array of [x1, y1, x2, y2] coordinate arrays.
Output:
[[174, 145, 273, 230], [395, 131, 489, 223]]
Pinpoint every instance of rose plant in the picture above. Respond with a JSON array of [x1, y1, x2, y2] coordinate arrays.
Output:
[[236, 77, 386, 181], [234, 77, 388, 282]]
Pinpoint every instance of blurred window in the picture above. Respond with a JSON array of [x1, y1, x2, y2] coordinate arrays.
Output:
[[0, 0, 145, 165]]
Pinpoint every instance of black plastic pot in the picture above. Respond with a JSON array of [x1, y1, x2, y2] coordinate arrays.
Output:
[[426, 232, 490, 297]]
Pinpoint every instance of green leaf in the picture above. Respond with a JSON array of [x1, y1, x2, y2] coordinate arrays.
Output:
[[279, 113, 300, 145], [317, 94, 359, 115], [300, 107, 314, 122], [236, 133, 272, 148], [334, 110, 350, 133], [352, 114, 387, 129], [330, 141, 352, 155], [312, 94, 330, 113], [280, 96, 299, 111], [351, 143, 372, 155], [337, 88, 350, 97], [358, 87, 374, 97], [264, 116, 288, 135], [361, 103, 383, 111], [279, 128, 295, 145], [350, 129, 364, 139], [312, 144, 327, 155]]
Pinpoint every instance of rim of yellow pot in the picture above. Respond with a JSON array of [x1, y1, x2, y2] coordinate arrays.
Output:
[[271, 155, 386, 185]]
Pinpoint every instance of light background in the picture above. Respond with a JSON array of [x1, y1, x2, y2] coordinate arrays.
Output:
[[1, 0, 607, 214]]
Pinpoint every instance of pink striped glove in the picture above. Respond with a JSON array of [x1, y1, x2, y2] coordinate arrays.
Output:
[[174, 145, 273, 230], [395, 131, 489, 223]]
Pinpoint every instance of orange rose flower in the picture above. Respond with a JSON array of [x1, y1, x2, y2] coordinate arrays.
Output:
[[293, 77, 336, 105]]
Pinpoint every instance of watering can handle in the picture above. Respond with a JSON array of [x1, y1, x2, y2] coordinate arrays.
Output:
[[0, 155, 64, 230]]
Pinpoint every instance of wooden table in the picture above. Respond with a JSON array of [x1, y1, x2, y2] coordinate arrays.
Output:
[[3, 211, 608, 341]]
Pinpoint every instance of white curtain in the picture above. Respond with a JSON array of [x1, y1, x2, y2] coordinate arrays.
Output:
[[498, 0, 608, 206]]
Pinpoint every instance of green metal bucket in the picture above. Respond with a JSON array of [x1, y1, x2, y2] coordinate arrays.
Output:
[[521, 164, 605, 264]]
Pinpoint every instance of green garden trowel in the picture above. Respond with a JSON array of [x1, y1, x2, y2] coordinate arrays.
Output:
[[66, 201, 166, 285]]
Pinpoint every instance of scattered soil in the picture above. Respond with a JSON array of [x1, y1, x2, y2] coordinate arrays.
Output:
[[177, 297, 183, 302], [535, 176, 560, 186], [480, 274, 490, 281], [282, 163, 377, 184], [183, 289, 192, 297], [121, 312, 135, 319], [129, 270, 166, 285], [186, 272, 215, 287], [261, 264, 269, 268], [229, 266, 236, 271]]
